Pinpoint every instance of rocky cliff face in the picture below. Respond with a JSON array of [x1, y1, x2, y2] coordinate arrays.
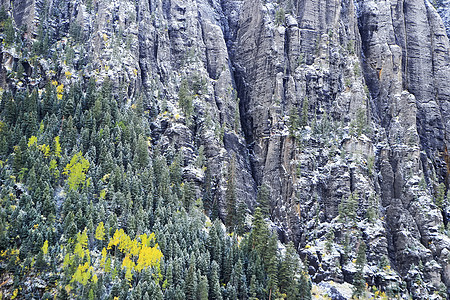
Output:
[[2, 0, 450, 298], [233, 0, 450, 297]]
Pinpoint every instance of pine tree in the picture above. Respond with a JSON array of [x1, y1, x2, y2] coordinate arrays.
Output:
[[35, 249, 47, 271], [135, 134, 149, 169], [197, 275, 209, 300], [249, 275, 258, 300], [366, 194, 378, 223], [178, 79, 194, 122], [353, 240, 367, 298], [266, 234, 279, 300], [209, 261, 222, 300], [298, 270, 312, 300], [325, 228, 334, 253], [251, 207, 269, 256], [257, 184, 270, 217], [231, 259, 247, 300], [338, 193, 358, 223], [279, 242, 299, 299], [63, 211, 77, 238], [185, 256, 197, 300], [225, 156, 237, 230], [63, 96, 75, 118], [236, 200, 247, 235], [288, 108, 299, 137]]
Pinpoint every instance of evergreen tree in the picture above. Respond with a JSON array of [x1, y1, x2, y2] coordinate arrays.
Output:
[[249, 275, 258, 300], [251, 207, 269, 256], [325, 228, 334, 253], [288, 108, 299, 137], [135, 134, 149, 169], [353, 240, 367, 298], [236, 200, 247, 235], [298, 270, 312, 300], [185, 256, 197, 300], [209, 261, 222, 300], [279, 242, 299, 299], [197, 275, 209, 300], [225, 155, 237, 230], [266, 234, 279, 300], [178, 79, 194, 122], [257, 184, 270, 217], [338, 193, 358, 223]]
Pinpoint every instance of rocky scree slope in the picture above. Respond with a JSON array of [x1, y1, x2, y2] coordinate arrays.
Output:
[[2, 0, 450, 298]]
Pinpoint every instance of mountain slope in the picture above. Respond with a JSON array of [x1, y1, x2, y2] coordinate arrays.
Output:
[[1, 0, 450, 298]]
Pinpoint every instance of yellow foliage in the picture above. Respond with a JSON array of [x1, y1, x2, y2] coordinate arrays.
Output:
[[99, 189, 107, 199], [0, 249, 20, 263], [54, 136, 62, 158], [135, 243, 163, 272], [100, 248, 107, 267], [107, 229, 163, 280], [95, 222, 105, 241], [64, 152, 90, 190], [101, 173, 111, 182], [71, 262, 93, 286], [56, 84, 64, 94], [108, 229, 127, 250], [11, 289, 18, 299], [65, 71, 72, 79], [122, 255, 136, 279], [39, 144, 50, 157], [51, 80, 58, 86], [63, 253, 71, 268], [42, 240, 48, 255], [103, 33, 108, 41], [28, 136, 37, 147], [74, 230, 88, 259], [139, 232, 156, 248], [74, 242, 85, 259], [56, 84, 64, 100]]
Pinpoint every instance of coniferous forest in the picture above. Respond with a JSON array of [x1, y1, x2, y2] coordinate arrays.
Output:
[[0, 69, 312, 300]]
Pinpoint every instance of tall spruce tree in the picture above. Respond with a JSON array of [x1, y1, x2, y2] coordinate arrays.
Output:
[[225, 155, 237, 230]]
